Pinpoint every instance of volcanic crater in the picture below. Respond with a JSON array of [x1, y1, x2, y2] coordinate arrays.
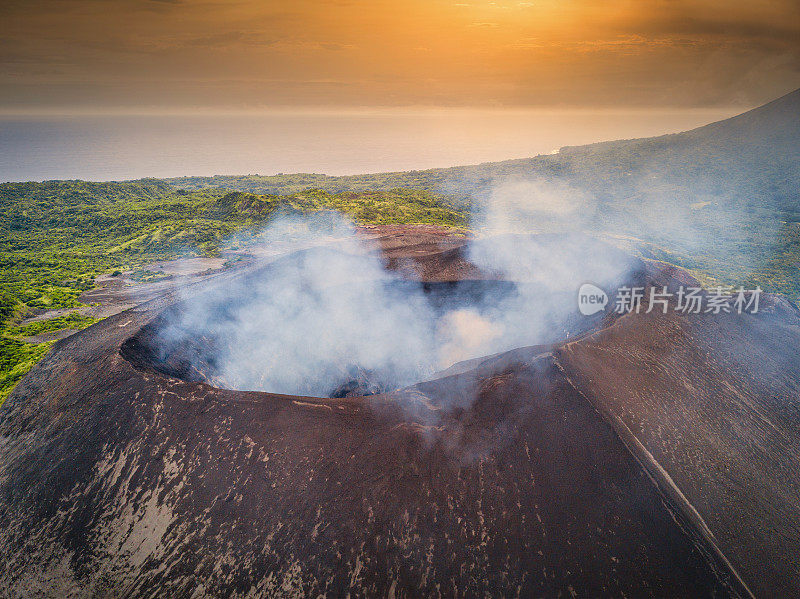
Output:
[[2, 226, 799, 598], [119, 230, 636, 399], [121, 277, 597, 398]]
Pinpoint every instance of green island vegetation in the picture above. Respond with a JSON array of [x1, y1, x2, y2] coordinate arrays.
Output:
[[1, 92, 798, 404], [0, 181, 467, 404], [7, 311, 98, 338]]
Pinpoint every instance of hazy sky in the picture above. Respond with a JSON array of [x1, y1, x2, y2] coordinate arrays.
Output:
[[1, 0, 799, 111]]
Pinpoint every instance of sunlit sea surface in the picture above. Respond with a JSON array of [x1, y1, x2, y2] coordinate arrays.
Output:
[[0, 108, 739, 182]]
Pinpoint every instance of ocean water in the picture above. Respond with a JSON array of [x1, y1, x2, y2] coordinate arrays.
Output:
[[0, 108, 738, 182]]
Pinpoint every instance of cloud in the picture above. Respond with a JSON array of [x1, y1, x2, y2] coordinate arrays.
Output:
[[631, 15, 800, 48], [184, 31, 251, 47], [0, 0, 798, 109]]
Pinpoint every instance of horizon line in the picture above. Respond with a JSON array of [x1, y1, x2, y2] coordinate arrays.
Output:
[[0, 104, 752, 118]]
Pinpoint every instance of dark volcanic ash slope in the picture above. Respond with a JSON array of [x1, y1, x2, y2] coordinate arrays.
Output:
[[556, 266, 800, 598], [0, 232, 783, 598]]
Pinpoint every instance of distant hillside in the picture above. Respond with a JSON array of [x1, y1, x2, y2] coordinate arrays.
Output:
[[557, 87, 800, 219], [168, 89, 799, 203], [167, 88, 800, 295], [556, 89, 800, 294]]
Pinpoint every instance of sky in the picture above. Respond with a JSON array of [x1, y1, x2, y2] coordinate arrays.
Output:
[[1, 0, 799, 112]]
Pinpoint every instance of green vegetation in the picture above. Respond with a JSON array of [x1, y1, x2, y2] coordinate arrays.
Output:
[[0, 308, 99, 405], [0, 288, 25, 328], [0, 181, 467, 405], [0, 181, 465, 308], [0, 338, 54, 404], [7, 312, 98, 338]]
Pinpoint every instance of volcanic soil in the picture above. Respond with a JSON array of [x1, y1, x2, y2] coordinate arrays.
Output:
[[1, 226, 797, 598]]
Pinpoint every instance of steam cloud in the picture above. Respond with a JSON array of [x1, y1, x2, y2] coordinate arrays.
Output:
[[156, 184, 637, 398]]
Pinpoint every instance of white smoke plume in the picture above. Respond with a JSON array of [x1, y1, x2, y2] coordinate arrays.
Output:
[[437, 309, 504, 368], [155, 188, 637, 398]]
